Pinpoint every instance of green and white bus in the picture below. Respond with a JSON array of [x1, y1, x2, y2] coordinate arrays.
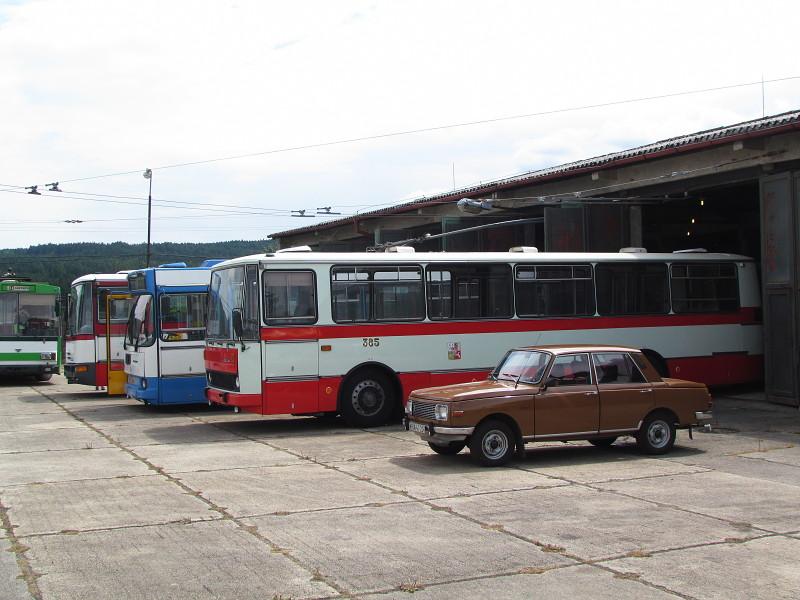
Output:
[[0, 277, 61, 381]]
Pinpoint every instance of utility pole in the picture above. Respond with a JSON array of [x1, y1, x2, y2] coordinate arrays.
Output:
[[143, 168, 153, 267]]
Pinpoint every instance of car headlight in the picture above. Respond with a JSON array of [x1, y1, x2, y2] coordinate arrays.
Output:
[[434, 403, 449, 421], [405, 399, 413, 415]]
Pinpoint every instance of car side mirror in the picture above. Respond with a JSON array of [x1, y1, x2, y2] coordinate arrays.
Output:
[[232, 309, 244, 339]]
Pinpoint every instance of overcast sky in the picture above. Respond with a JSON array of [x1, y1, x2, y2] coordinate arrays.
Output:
[[1, 0, 799, 249]]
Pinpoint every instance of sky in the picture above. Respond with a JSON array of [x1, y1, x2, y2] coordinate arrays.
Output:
[[1, 0, 799, 249]]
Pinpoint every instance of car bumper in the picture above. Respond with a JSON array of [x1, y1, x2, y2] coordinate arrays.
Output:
[[694, 411, 713, 424], [404, 418, 474, 444]]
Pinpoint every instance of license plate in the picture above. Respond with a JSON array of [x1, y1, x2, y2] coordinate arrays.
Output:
[[408, 421, 428, 434]]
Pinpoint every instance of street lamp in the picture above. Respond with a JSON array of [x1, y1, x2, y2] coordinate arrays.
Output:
[[143, 168, 153, 267]]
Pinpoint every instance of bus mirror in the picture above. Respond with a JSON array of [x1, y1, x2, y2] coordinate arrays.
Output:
[[232, 309, 244, 339]]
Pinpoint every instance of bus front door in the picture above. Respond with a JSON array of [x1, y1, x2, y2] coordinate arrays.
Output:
[[105, 293, 132, 395]]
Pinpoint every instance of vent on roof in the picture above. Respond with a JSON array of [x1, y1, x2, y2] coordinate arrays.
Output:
[[673, 248, 708, 254], [619, 247, 648, 253], [158, 262, 188, 268], [509, 246, 539, 253], [276, 245, 313, 253], [385, 246, 415, 253]]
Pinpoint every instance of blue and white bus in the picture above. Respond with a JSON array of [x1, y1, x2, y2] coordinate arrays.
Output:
[[124, 260, 224, 405]]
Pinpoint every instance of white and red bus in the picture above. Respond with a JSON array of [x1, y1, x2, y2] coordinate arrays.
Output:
[[65, 273, 135, 388], [204, 248, 762, 426]]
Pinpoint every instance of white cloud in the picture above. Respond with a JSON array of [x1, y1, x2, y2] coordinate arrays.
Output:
[[0, 0, 799, 247]]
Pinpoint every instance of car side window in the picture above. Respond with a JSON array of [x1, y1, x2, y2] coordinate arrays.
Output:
[[546, 353, 592, 387], [593, 352, 646, 384]]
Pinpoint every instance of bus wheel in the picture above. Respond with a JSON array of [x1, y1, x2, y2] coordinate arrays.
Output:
[[36, 373, 53, 382], [341, 369, 395, 428]]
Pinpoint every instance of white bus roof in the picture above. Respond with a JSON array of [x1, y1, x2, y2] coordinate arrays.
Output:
[[210, 250, 755, 270], [70, 273, 131, 286]]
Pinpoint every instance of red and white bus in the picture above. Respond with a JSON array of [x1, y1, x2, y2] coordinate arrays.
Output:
[[204, 248, 762, 426], [65, 273, 135, 388]]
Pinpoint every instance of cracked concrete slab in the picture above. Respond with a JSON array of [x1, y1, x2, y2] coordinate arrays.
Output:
[[176, 462, 400, 517], [128, 439, 302, 473], [265, 431, 427, 462], [605, 536, 800, 600], [370, 563, 679, 599], [516, 444, 707, 483], [98, 421, 241, 446], [0, 428, 112, 454], [246, 502, 572, 594], [25, 520, 336, 600], [598, 471, 800, 533], [666, 454, 800, 488], [0, 447, 152, 487], [0, 537, 30, 600], [335, 454, 566, 500], [738, 446, 800, 468], [0, 413, 85, 433], [433, 484, 758, 561], [4, 475, 215, 536]]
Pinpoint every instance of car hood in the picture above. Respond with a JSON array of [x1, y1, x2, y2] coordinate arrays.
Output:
[[410, 379, 537, 402]]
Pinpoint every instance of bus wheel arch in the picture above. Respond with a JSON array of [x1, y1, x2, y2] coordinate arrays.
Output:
[[641, 348, 669, 378], [338, 362, 401, 427]]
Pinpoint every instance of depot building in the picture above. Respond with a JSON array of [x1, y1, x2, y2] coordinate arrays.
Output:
[[271, 110, 800, 407]]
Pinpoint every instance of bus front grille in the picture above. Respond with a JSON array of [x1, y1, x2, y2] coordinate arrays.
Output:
[[208, 370, 239, 392], [411, 401, 436, 420]]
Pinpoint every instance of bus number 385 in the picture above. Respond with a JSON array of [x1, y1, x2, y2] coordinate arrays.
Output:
[[362, 337, 380, 348]]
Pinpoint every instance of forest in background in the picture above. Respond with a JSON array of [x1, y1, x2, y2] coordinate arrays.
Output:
[[0, 240, 276, 294]]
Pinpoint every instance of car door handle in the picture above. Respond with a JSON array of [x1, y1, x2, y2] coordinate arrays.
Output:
[[585, 391, 598, 396], [640, 389, 653, 393]]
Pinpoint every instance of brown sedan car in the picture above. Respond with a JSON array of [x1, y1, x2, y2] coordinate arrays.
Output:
[[404, 345, 713, 466]]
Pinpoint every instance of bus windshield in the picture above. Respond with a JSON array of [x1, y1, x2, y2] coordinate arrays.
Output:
[[491, 350, 551, 384], [160, 293, 207, 341], [207, 267, 244, 341], [68, 282, 94, 335], [0, 293, 58, 337], [125, 295, 155, 347]]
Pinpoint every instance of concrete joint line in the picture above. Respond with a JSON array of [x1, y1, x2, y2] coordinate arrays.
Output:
[[0, 493, 43, 600], [30, 387, 350, 599]]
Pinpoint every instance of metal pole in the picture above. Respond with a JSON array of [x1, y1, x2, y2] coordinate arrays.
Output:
[[145, 172, 152, 267]]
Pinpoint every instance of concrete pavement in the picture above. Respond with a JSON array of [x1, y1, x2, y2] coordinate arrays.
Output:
[[1, 376, 799, 599]]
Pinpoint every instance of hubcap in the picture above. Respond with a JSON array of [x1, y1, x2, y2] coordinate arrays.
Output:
[[351, 380, 385, 417], [482, 430, 509, 459], [647, 420, 671, 448]]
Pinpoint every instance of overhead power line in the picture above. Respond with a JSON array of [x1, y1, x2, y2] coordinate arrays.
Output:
[[11, 75, 800, 189]]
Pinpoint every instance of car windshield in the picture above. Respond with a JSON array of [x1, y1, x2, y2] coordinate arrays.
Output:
[[491, 350, 551, 384]]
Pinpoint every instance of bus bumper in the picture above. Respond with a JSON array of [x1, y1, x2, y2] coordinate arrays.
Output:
[[205, 387, 261, 412], [64, 362, 96, 385]]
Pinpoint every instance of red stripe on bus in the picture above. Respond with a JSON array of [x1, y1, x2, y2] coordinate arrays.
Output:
[[259, 309, 759, 342], [65, 334, 95, 341], [206, 387, 261, 412], [667, 354, 763, 387], [204, 346, 238, 374]]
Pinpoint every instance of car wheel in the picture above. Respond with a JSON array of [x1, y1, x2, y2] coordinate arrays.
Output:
[[36, 373, 52, 382], [340, 369, 395, 428], [428, 441, 466, 455], [637, 413, 676, 455], [469, 419, 515, 467], [589, 436, 617, 447]]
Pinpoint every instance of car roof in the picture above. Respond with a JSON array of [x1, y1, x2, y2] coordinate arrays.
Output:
[[513, 344, 642, 355]]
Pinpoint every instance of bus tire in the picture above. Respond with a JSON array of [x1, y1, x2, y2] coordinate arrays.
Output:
[[340, 368, 395, 428], [428, 441, 466, 455], [36, 373, 53, 382]]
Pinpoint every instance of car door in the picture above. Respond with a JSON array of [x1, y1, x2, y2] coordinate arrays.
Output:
[[593, 351, 653, 433], [534, 353, 599, 438]]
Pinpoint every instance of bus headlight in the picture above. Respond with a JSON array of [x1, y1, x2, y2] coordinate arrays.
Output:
[[405, 399, 413, 415], [141, 378, 147, 389], [434, 403, 449, 421], [40, 352, 56, 361], [235, 376, 240, 389]]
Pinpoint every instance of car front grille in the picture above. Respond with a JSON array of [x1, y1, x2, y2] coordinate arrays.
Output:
[[411, 400, 436, 420]]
